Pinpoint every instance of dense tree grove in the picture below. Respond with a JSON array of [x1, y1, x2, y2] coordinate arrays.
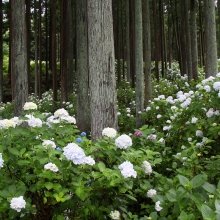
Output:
[[0, 0, 220, 134]]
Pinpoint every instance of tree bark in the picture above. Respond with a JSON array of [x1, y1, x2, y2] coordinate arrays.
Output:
[[34, 0, 38, 97], [135, 0, 144, 128], [143, 0, 152, 106], [76, 0, 90, 134], [0, 0, 3, 102], [11, 0, 28, 116], [125, 0, 130, 82], [190, 0, 198, 80], [87, 0, 118, 141], [205, 0, 218, 77], [51, 0, 57, 102]]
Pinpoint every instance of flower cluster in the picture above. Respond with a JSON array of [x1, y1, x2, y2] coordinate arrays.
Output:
[[142, 161, 152, 175], [110, 210, 120, 220], [118, 161, 137, 178], [155, 201, 163, 211], [23, 102, 37, 111], [47, 108, 76, 124], [0, 153, 4, 168], [42, 140, 56, 149], [102, 127, 117, 138], [44, 162, 59, 172], [63, 143, 95, 165], [147, 189, 157, 198], [10, 196, 26, 212], [0, 119, 15, 129], [134, 130, 143, 136], [115, 134, 132, 149], [25, 114, 42, 127]]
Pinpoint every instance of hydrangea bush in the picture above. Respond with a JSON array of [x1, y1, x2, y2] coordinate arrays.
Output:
[[2, 69, 220, 219]]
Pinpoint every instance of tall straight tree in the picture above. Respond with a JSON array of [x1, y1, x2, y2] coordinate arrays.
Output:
[[34, 0, 38, 97], [143, 0, 152, 106], [135, 0, 144, 128], [11, 0, 28, 116], [190, 0, 198, 80], [87, 0, 118, 141], [76, 0, 90, 134], [60, 0, 74, 103], [125, 0, 130, 82], [51, 0, 57, 102], [0, 0, 2, 102], [205, 0, 218, 77]]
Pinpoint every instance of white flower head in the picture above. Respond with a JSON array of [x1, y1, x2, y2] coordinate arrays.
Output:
[[10, 196, 26, 212], [157, 114, 162, 119], [0, 119, 15, 129], [102, 127, 117, 138], [27, 116, 42, 127], [213, 81, 220, 91], [115, 134, 132, 149], [118, 161, 137, 178], [54, 108, 69, 118], [42, 140, 56, 149], [63, 143, 86, 165], [196, 130, 203, 137], [83, 156, 95, 166], [0, 153, 4, 168], [142, 161, 152, 175], [23, 102, 37, 110], [147, 189, 157, 198], [155, 201, 163, 212], [44, 162, 59, 172], [206, 108, 214, 118], [110, 210, 120, 220], [191, 117, 198, 123], [204, 85, 211, 92]]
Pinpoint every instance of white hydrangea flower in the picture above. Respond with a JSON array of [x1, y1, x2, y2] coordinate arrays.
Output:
[[27, 116, 42, 127], [0, 153, 4, 168], [191, 117, 198, 123], [118, 161, 137, 178], [115, 134, 132, 149], [157, 114, 162, 119], [102, 127, 117, 138], [206, 108, 214, 118], [188, 137, 192, 142], [83, 156, 95, 166], [10, 196, 26, 212], [163, 125, 172, 131], [110, 210, 120, 220], [155, 201, 163, 211], [158, 138, 165, 144], [23, 102, 37, 110], [204, 85, 211, 92], [47, 115, 60, 124], [62, 115, 76, 124], [142, 161, 152, 175], [42, 140, 56, 149], [54, 108, 69, 118], [0, 119, 15, 129], [147, 189, 157, 198], [63, 143, 86, 165], [196, 130, 203, 137], [213, 81, 220, 91], [180, 98, 191, 108], [44, 162, 59, 172], [146, 106, 151, 111]]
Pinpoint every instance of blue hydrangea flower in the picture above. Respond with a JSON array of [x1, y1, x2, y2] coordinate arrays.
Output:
[[76, 137, 82, 143], [80, 132, 86, 137], [56, 147, 62, 152]]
